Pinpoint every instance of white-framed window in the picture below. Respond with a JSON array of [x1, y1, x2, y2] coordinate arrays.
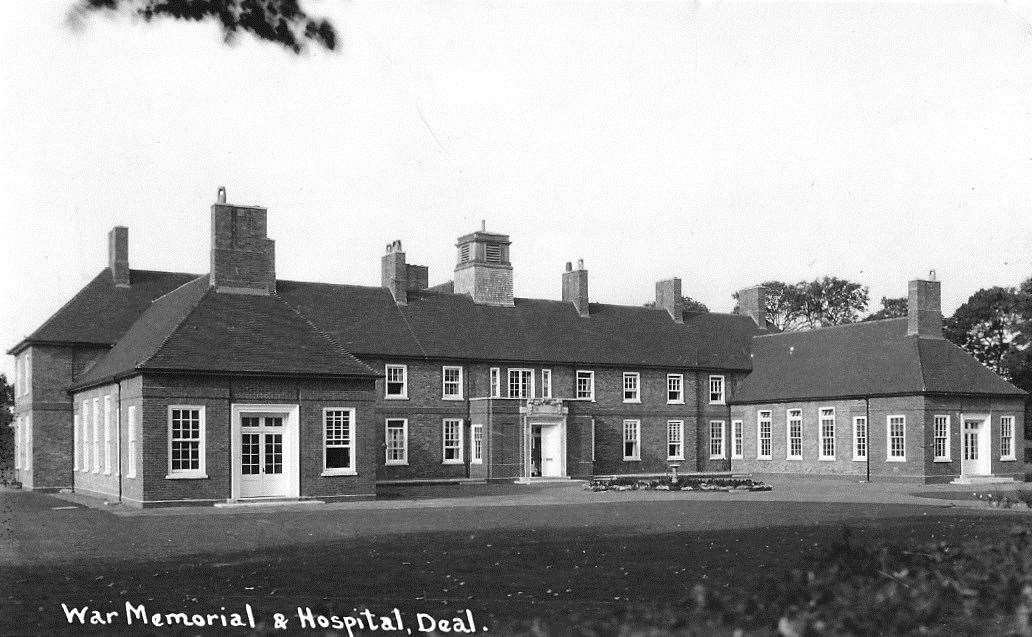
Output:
[[73, 414, 81, 471], [81, 400, 91, 472], [576, 370, 595, 400], [126, 406, 137, 479], [933, 415, 950, 461], [168, 405, 206, 478], [786, 409, 802, 460], [731, 419, 744, 459], [489, 368, 501, 398], [541, 369, 552, 399], [623, 372, 640, 403], [852, 416, 868, 461], [667, 420, 684, 460], [708, 375, 725, 404], [442, 365, 463, 400], [667, 374, 684, 404], [18, 351, 31, 396], [442, 418, 464, 464], [1001, 415, 1016, 460], [92, 398, 101, 473], [103, 395, 113, 475], [757, 410, 772, 460], [508, 369, 533, 399], [323, 408, 357, 475], [623, 419, 641, 460], [385, 364, 408, 399], [385, 418, 408, 466], [887, 415, 906, 461], [472, 424, 484, 464], [709, 420, 726, 459], [818, 407, 835, 460]]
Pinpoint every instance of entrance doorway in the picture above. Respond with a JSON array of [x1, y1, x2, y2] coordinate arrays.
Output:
[[961, 416, 991, 476], [529, 423, 564, 478], [231, 404, 300, 500]]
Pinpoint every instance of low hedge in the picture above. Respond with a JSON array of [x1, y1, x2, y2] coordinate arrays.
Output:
[[586, 476, 772, 492]]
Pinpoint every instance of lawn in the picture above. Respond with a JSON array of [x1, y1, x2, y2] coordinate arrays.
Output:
[[1, 488, 1028, 635]]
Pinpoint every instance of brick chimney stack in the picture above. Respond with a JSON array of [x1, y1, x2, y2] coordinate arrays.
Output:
[[562, 259, 590, 317], [108, 226, 130, 288], [907, 273, 943, 339], [736, 285, 767, 329], [453, 225, 513, 306], [209, 188, 276, 295], [655, 278, 684, 324]]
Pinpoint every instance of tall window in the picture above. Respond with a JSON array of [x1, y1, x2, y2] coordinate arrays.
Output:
[[818, 408, 835, 460], [576, 371, 595, 400], [623, 420, 640, 460], [126, 406, 137, 479], [731, 420, 744, 459], [323, 408, 356, 474], [887, 415, 906, 461], [541, 369, 552, 399], [92, 398, 101, 473], [168, 406, 205, 477], [667, 420, 684, 460], [1001, 416, 1016, 460], [709, 421, 726, 459], [442, 419, 464, 464], [489, 368, 501, 398], [385, 418, 408, 465], [442, 366, 463, 400], [103, 395, 113, 475], [508, 369, 533, 399], [853, 416, 868, 461], [623, 372, 640, 403], [787, 409, 802, 459], [73, 414, 81, 471], [17, 351, 30, 396], [385, 364, 408, 398], [81, 400, 91, 472], [709, 375, 725, 404], [472, 424, 484, 464], [757, 410, 772, 459], [667, 374, 684, 404], [933, 415, 950, 461]]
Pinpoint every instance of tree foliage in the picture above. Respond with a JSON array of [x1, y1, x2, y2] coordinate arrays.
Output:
[[945, 281, 1032, 390], [736, 278, 870, 332], [863, 296, 908, 322], [643, 297, 709, 313], [72, 0, 337, 53], [0, 374, 12, 472]]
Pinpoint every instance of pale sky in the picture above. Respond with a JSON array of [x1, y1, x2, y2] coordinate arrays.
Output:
[[3, 1, 1032, 380]]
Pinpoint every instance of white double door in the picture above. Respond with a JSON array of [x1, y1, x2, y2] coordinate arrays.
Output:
[[531, 422, 565, 478], [232, 405, 300, 500], [961, 417, 991, 477]]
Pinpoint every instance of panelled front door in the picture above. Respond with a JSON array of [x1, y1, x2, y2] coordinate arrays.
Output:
[[539, 424, 563, 477], [961, 418, 990, 476], [238, 414, 288, 498]]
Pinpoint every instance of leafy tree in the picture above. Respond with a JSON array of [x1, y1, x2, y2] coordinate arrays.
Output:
[[0, 374, 12, 472], [944, 286, 1028, 379], [735, 278, 869, 332], [643, 297, 709, 313], [863, 296, 908, 321], [71, 0, 337, 53]]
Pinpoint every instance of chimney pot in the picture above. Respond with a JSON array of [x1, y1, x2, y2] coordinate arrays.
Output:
[[565, 261, 573, 272], [577, 258, 584, 270], [217, 186, 226, 204]]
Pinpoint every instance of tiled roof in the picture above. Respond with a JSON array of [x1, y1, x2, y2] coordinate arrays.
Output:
[[274, 282, 759, 369], [72, 276, 377, 388], [7, 269, 198, 354], [733, 318, 1026, 403]]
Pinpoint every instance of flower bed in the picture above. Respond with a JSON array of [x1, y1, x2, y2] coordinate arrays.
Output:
[[585, 475, 771, 492]]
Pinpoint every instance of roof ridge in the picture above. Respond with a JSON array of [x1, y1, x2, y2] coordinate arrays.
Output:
[[270, 292, 377, 374], [753, 316, 906, 339], [136, 280, 212, 370]]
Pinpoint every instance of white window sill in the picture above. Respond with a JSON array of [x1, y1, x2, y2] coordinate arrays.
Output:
[[667, 400, 685, 405], [853, 457, 868, 462], [623, 457, 641, 462], [709, 455, 724, 460], [442, 396, 464, 401], [321, 469, 358, 477], [818, 457, 836, 462], [709, 401, 726, 406], [442, 460, 464, 465], [786, 456, 802, 461], [165, 473, 209, 480], [757, 456, 772, 461], [384, 395, 409, 400], [575, 397, 595, 402], [668, 456, 685, 462], [385, 461, 408, 466], [933, 457, 952, 463], [1001, 457, 1017, 462], [471, 460, 484, 465], [730, 455, 744, 461], [886, 457, 907, 463], [623, 399, 641, 404]]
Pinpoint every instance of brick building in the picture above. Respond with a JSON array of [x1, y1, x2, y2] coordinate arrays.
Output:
[[8, 193, 1027, 505]]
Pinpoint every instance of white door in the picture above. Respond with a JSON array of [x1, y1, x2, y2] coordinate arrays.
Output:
[[961, 418, 990, 476], [539, 425, 563, 477], [239, 414, 288, 498]]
